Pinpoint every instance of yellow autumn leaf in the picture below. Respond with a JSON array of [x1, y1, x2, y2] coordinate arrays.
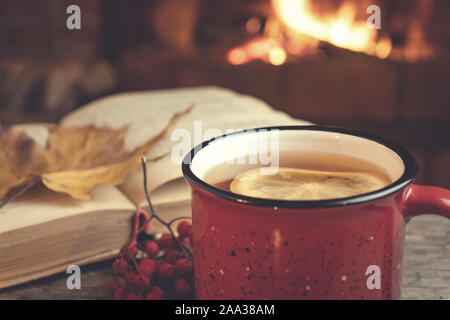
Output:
[[0, 105, 192, 200]]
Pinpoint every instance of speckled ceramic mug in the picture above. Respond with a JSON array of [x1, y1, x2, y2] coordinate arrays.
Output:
[[182, 126, 450, 300]]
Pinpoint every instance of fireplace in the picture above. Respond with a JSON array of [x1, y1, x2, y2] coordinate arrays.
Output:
[[226, 0, 435, 65], [0, 0, 449, 188]]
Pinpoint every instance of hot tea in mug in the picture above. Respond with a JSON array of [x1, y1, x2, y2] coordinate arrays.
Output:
[[205, 151, 393, 200]]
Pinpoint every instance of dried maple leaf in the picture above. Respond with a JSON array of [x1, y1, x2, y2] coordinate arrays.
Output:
[[0, 105, 192, 201], [0, 126, 48, 199]]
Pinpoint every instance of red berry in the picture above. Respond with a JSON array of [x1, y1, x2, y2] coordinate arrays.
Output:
[[124, 272, 137, 284], [125, 292, 142, 300], [159, 233, 175, 248], [177, 220, 192, 238], [145, 291, 162, 300], [113, 286, 127, 300], [108, 279, 121, 295], [145, 286, 164, 300], [134, 209, 151, 233], [157, 261, 175, 283], [129, 274, 151, 292], [151, 286, 164, 299], [143, 240, 159, 258], [164, 248, 181, 264], [174, 258, 192, 277], [112, 259, 129, 274], [143, 220, 152, 233], [182, 236, 192, 248], [122, 244, 138, 260], [138, 258, 157, 277], [174, 278, 192, 296]]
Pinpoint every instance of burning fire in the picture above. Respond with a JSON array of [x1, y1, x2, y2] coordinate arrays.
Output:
[[273, 0, 385, 55], [227, 37, 287, 66], [227, 0, 393, 65]]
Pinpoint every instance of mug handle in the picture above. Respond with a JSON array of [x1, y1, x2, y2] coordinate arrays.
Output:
[[404, 185, 450, 219]]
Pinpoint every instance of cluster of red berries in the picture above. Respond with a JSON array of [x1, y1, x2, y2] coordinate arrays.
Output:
[[108, 220, 193, 300]]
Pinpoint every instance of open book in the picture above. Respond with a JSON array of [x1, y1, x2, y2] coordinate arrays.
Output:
[[0, 86, 309, 289]]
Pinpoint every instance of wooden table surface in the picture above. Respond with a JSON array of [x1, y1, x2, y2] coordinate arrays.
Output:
[[0, 215, 448, 300]]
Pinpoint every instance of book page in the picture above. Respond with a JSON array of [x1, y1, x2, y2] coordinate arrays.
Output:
[[0, 184, 135, 233], [61, 86, 311, 207]]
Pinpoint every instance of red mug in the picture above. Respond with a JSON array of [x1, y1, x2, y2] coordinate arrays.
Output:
[[182, 126, 450, 300]]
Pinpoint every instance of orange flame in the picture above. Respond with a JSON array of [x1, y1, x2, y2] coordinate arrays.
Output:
[[226, 0, 398, 65], [272, 0, 385, 56]]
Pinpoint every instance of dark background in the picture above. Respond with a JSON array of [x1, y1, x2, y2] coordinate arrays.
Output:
[[0, 0, 449, 188]]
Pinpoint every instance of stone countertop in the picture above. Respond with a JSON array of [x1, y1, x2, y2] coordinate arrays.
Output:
[[0, 215, 448, 300]]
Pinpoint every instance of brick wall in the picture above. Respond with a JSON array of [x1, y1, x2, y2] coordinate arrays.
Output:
[[0, 0, 102, 58], [0, 0, 117, 121]]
